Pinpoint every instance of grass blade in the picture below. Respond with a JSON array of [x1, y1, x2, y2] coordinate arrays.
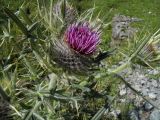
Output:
[[4, 7, 29, 36], [23, 101, 43, 120], [91, 106, 108, 120], [0, 86, 10, 102]]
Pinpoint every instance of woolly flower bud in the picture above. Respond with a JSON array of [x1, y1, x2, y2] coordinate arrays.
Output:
[[139, 42, 158, 59], [53, 0, 77, 25], [50, 22, 100, 74]]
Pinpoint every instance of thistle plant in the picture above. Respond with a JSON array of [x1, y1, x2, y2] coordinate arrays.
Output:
[[49, 0, 114, 75], [1, 0, 160, 120], [50, 22, 101, 74]]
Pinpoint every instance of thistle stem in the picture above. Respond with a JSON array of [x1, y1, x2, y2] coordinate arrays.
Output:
[[108, 62, 130, 74]]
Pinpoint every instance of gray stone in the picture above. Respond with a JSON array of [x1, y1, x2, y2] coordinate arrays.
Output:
[[152, 80, 158, 88], [118, 66, 160, 119], [128, 110, 140, 120], [148, 70, 153, 74], [150, 110, 160, 120], [119, 99, 126, 103], [110, 109, 121, 118], [148, 93, 157, 99], [144, 102, 154, 111], [155, 100, 160, 108], [134, 84, 141, 92], [142, 89, 148, 96], [138, 74, 145, 80], [119, 89, 127, 96], [119, 84, 127, 96], [141, 79, 146, 85], [111, 15, 141, 44], [152, 70, 159, 75]]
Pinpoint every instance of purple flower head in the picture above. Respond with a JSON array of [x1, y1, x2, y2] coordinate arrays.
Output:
[[65, 22, 100, 55]]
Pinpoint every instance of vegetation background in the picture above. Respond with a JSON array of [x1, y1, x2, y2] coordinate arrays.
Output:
[[0, 0, 160, 120]]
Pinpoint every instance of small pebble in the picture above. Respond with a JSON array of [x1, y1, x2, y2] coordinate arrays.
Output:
[[140, 80, 146, 85], [150, 110, 160, 120], [144, 102, 154, 111], [152, 80, 158, 88], [119, 89, 127, 96], [128, 110, 140, 120], [110, 109, 121, 118], [153, 70, 159, 75], [148, 93, 157, 99], [134, 84, 141, 92], [142, 88, 149, 96]]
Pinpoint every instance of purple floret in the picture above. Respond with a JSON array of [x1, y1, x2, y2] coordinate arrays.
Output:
[[65, 22, 100, 55]]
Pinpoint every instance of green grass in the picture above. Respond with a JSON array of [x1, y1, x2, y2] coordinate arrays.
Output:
[[0, 0, 160, 120], [72, 0, 160, 47], [76, 0, 160, 30]]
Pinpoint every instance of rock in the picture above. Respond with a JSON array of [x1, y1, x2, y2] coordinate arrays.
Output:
[[148, 69, 159, 75], [148, 93, 157, 99], [138, 74, 145, 80], [140, 79, 146, 86], [152, 80, 158, 88], [119, 99, 126, 103], [110, 109, 121, 118], [115, 109, 121, 115], [119, 84, 127, 96], [144, 102, 154, 111], [150, 110, 160, 120], [148, 69, 153, 74], [117, 66, 160, 120], [142, 88, 149, 96], [134, 84, 141, 92], [119, 89, 127, 96], [152, 70, 159, 75], [128, 110, 140, 120], [139, 110, 150, 120], [155, 100, 160, 107]]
